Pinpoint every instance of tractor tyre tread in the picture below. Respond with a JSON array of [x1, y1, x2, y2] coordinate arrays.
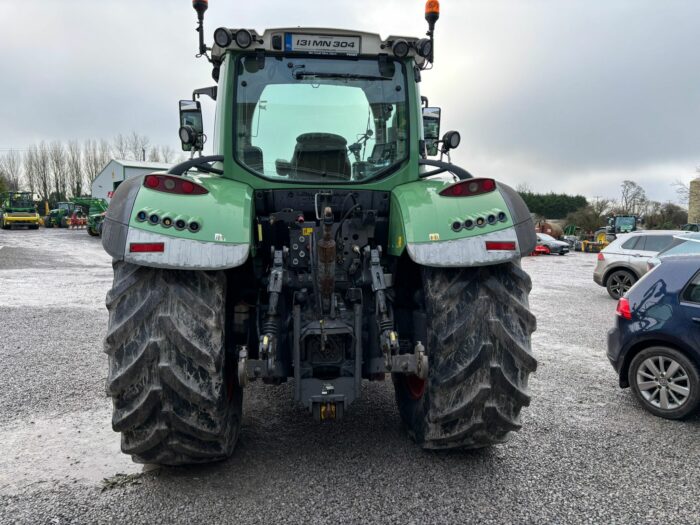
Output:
[[394, 262, 537, 449], [104, 261, 241, 466]]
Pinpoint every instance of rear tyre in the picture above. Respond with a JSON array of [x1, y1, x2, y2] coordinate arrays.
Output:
[[104, 261, 242, 465], [60, 217, 68, 228], [606, 269, 636, 300], [394, 262, 537, 449], [629, 346, 700, 420], [87, 226, 99, 237]]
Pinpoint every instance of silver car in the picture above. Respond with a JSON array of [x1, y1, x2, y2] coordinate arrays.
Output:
[[593, 230, 683, 299]]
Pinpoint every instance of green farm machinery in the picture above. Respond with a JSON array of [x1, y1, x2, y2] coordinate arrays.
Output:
[[44, 198, 108, 235], [101, 0, 538, 466], [1, 191, 40, 230]]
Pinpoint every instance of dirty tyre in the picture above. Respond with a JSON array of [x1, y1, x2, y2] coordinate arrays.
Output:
[[606, 269, 636, 300], [60, 217, 68, 228], [104, 261, 242, 466], [394, 263, 537, 449], [87, 226, 99, 237], [628, 346, 700, 420]]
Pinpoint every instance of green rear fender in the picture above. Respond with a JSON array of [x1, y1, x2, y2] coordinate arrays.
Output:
[[102, 173, 254, 270], [388, 179, 536, 267]]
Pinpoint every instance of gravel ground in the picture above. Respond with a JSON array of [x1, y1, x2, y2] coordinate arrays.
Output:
[[0, 228, 698, 524]]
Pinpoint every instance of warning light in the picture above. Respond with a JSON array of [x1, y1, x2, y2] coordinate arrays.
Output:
[[425, 0, 440, 16]]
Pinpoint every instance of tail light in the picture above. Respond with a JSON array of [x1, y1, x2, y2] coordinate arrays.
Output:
[[616, 297, 632, 320], [439, 178, 496, 197], [597, 252, 605, 261], [144, 174, 208, 195]]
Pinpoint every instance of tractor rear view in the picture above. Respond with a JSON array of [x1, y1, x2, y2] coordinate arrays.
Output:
[[101, 0, 537, 466]]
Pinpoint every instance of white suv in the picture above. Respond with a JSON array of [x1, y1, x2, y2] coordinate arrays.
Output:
[[593, 230, 683, 299]]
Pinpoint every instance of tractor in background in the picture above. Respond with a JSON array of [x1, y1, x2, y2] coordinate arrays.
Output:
[[72, 198, 109, 236], [594, 215, 638, 244], [1, 191, 40, 230], [44, 198, 108, 234]]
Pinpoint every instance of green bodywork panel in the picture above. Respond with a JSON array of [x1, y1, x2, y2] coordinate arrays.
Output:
[[129, 173, 254, 245], [387, 181, 514, 256], [126, 50, 522, 266]]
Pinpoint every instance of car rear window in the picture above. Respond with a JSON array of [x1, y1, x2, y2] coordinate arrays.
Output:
[[621, 237, 640, 250], [640, 235, 673, 253], [682, 272, 700, 303]]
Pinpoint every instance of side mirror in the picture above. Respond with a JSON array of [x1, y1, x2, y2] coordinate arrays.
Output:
[[179, 100, 204, 152], [422, 107, 441, 156]]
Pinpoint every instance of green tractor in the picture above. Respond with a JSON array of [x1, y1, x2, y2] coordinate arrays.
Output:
[[0, 191, 40, 230], [72, 197, 109, 236], [594, 215, 638, 245], [44, 201, 82, 228], [102, 0, 537, 466]]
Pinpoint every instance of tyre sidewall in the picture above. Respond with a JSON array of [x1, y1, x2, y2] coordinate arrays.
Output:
[[606, 270, 636, 300], [628, 346, 700, 420]]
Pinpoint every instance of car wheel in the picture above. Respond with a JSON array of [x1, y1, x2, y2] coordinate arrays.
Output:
[[629, 347, 700, 419], [606, 270, 636, 299]]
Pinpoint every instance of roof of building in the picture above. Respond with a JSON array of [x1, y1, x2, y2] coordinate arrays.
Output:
[[107, 159, 173, 170]]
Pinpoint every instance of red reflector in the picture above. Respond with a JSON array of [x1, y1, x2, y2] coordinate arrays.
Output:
[[597, 252, 605, 261], [616, 298, 632, 320], [130, 243, 165, 253], [181, 181, 195, 194], [440, 178, 497, 197], [485, 241, 517, 251]]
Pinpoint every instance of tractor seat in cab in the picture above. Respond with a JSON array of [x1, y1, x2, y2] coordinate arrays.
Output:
[[291, 133, 351, 179]]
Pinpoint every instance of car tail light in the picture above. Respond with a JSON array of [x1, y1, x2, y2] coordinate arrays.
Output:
[[597, 252, 605, 261], [143, 174, 208, 195], [616, 297, 632, 320], [485, 241, 517, 251], [130, 242, 165, 253], [439, 178, 496, 197]]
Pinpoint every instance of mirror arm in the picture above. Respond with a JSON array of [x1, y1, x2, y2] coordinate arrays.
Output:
[[167, 155, 224, 176], [418, 159, 473, 180], [192, 86, 218, 101]]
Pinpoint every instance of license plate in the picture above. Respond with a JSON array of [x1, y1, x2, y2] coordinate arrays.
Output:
[[285, 34, 360, 55]]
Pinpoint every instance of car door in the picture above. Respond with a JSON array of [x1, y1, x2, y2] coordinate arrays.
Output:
[[631, 235, 674, 275], [679, 270, 700, 351]]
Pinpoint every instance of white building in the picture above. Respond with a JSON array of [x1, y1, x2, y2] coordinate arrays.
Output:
[[91, 160, 172, 202]]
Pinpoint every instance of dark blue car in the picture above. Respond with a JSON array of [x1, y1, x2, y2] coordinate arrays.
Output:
[[607, 256, 700, 419]]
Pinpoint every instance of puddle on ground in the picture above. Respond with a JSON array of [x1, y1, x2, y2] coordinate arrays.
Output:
[[0, 409, 141, 494]]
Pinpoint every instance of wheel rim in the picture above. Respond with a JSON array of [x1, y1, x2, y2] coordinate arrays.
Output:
[[636, 356, 691, 410], [406, 375, 426, 400], [610, 273, 633, 296]]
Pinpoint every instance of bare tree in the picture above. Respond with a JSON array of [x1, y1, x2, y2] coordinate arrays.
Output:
[[160, 145, 175, 163], [26, 142, 51, 201], [0, 150, 23, 190], [590, 197, 613, 217], [67, 140, 83, 197], [673, 180, 690, 206], [619, 180, 647, 215], [515, 182, 532, 194], [112, 133, 129, 160], [127, 132, 150, 161], [98, 139, 112, 171], [49, 141, 68, 200], [147, 147, 162, 163]]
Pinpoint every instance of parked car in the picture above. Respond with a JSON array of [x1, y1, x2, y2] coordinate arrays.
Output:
[[593, 230, 683, 299], [607, 256, 700, 419], [647, 232, 700, 270], [536, 233, 570, 255]]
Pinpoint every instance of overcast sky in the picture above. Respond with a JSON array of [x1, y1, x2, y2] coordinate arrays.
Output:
[[1, 0, 698, 202]]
